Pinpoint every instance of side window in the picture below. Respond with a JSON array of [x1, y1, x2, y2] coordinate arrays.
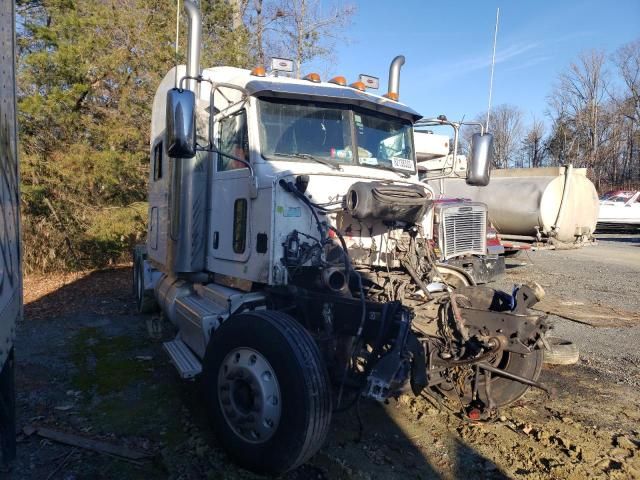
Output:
[[233, 199, 248, 253], [153, 141, 163, 180], [218, 110, 249, 172]]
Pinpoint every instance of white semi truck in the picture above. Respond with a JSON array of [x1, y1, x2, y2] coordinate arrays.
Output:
[[134, 1, 550, 473], [0, 0, 20, 465]]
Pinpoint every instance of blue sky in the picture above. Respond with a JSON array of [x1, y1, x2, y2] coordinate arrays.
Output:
[[319, 0, 640, 128]]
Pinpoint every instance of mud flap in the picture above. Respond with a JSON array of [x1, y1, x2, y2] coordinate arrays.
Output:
[[0, 348, 16, 464], [408, 334, 427, 395]]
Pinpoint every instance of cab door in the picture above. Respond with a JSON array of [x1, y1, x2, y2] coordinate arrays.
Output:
[[208, 108, 252, 266]]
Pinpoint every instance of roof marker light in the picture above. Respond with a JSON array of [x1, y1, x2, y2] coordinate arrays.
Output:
[[328, 76, 347, 86], [250, 66, 266, 77], [349, 81, 366, 92], [383, 92, 399, 101], [303, 72, 321, 83]]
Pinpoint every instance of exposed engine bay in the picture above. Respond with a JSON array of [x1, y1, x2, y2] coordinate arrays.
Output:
[[272, 176, 550, 419]]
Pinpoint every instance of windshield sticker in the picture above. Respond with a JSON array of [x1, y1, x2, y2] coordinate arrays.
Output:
[[354, 114, 364, 134], [391, 156, 414, 171], [359, 157, 379, 166]]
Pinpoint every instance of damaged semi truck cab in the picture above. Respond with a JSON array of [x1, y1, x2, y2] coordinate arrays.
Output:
[[134, 1, 549, 474]]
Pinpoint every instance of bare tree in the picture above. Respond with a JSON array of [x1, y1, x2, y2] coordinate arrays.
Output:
[[258, 0, 355, 78], [252, 0, 265, 64], [468, 104, 523, 168], [611, 39, 640, 184], [547, 50, 609, 169], [521, 117, 546, 168], [613, 39, 640, 122]]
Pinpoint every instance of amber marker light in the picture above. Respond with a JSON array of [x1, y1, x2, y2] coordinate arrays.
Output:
[[328, 76, 347, 86], [349, 81, 366, 92], [303, 72, 321, 83], [383, 92, 399, 101], [250, 66, 266, 77]]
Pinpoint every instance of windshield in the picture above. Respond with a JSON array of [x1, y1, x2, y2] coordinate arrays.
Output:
[[607, 195, 630, 203], [258, 98, 415, 173]]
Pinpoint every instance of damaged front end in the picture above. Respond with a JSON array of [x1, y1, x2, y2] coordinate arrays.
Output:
[[272, 176, 550, 415]]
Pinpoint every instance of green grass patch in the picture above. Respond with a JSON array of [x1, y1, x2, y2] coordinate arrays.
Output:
[[70, 327, 149, 396]]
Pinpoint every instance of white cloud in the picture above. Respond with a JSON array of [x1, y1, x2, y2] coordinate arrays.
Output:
[[426, 41, 541, 80]]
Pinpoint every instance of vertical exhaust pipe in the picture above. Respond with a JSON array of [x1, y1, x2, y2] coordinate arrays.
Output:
[[385, 55, 405, 101], [183, 0, 202, 95]]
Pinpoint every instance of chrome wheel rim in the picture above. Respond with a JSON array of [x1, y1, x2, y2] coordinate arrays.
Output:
[[218, 347, 282, 444]]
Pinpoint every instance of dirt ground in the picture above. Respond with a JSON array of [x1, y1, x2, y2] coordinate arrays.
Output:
[[5, 234, 640, 479]]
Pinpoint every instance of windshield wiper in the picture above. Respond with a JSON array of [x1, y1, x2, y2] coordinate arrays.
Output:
[[273, 152, 342, 171], [375, 164, 411, 178]]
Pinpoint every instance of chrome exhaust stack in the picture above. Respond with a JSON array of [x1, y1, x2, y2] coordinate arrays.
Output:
[[183, 0, 202, 95], [385, 55, 405, 101], [166, 0, 207, 275]]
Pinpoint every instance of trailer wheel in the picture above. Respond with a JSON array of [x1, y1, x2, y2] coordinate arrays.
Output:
[[202, 310, 332, 475]]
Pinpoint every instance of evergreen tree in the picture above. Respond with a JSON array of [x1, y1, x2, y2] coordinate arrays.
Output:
[[17, 0, 249, 271]]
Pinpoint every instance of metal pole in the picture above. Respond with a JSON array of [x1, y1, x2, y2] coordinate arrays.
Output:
[[486, 8, 499, 131], [174, 0, 181, 87]]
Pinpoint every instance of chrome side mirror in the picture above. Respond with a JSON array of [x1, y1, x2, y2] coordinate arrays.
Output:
[[166, 88, 196, 158], [467, 132, 493, 186]]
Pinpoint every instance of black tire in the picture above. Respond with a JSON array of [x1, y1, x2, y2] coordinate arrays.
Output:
[[133, 256, 156, 314], [132, 252, 140, 297], [201, 310, 332, 475], [544, 336, 579, 365]]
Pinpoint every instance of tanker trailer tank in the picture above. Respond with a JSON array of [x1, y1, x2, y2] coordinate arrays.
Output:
[[430, 165, 600, 245]]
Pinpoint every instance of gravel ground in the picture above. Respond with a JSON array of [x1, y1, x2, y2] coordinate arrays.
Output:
[[494, 233, 640, 387], [5, 235, 640, 479]]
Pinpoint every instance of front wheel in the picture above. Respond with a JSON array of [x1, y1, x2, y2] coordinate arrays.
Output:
[[201, 310, 332, 475]]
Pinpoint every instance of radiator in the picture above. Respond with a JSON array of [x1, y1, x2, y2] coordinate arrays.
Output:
[[440, 204, 487, 259]]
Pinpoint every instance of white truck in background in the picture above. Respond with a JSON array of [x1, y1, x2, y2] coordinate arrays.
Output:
[[133, 1, 551, 474], [0, 0, 20, 465], [415, 118, 505, 286], [420, 120, 600, 250]]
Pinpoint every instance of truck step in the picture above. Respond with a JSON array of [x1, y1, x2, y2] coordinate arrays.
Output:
[[196, 282, 266, 314], [197, 282, 242, 308], [163, 339, 202, 379]]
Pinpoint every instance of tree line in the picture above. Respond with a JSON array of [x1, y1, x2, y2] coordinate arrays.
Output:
[[466, 39, 640, 192], [16, 1, 637, 273], [16, 0, 355, 272]]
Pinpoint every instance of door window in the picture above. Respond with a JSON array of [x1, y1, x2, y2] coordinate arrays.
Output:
[[218, 110, 249, 171], [233, 199, 248, 253]]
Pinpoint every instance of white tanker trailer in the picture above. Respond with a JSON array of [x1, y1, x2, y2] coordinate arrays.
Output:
[[430, 166, 600, 245]]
